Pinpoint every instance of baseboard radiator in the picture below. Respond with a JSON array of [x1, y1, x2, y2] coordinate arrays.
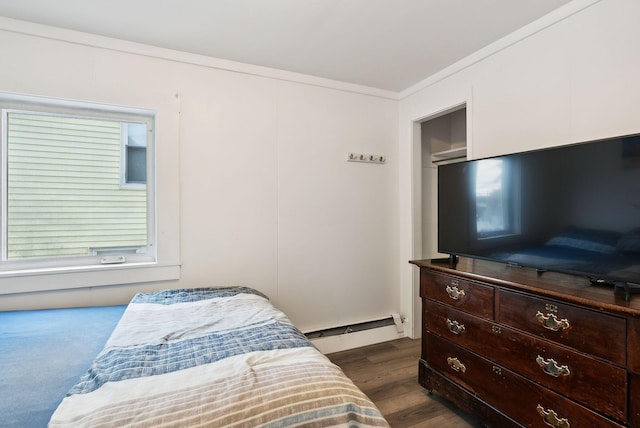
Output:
[[305, 313, 403, 339]]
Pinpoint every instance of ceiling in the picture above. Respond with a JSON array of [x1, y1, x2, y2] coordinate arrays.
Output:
[[0, 0, 575, 92]]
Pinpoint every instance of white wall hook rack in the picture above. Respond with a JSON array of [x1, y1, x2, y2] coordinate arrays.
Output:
[[347, 152, 386, 164]]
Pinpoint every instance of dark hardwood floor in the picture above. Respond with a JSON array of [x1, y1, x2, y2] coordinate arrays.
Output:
[[327, 338, 484, 428]]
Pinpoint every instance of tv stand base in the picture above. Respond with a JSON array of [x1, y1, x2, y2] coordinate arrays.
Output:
[[615, 281, 640, 302], [430, 254, 458, 268]]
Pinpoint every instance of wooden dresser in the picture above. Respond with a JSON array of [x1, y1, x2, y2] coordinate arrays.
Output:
[[410, 257, 640, 428]]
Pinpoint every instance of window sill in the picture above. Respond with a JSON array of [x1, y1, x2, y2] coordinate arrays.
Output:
[[0, 262, 181, 295]]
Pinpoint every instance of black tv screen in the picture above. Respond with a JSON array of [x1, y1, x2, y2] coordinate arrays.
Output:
[[438, 134, 640, 286]]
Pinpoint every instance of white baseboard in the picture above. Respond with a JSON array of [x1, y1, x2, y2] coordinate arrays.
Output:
[[310, 324, 405, 354]]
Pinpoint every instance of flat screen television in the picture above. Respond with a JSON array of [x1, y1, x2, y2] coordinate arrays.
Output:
[[437, 133, 640, 293]]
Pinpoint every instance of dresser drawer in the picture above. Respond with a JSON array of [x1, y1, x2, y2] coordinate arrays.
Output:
[[488, 323, 627, 423], [421, 270, 494, 319], [498, 289, 626, 365], [424, 299, 490, 350], [425, 333, 624, 428], [425, 300, 627, 421], [631, 374, 640, 428], [419, 362, 522, 428]]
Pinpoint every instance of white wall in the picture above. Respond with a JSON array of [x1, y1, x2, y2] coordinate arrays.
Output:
[[5, 0, 638, 346], [0, 19, 400, 335], [399, 0, 640, 337]]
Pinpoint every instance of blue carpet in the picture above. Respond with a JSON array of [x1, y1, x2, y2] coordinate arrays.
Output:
[[0, 305, 126, 428]]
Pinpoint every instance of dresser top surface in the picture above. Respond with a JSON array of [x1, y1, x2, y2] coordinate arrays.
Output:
[[410, 257, 640, 316]]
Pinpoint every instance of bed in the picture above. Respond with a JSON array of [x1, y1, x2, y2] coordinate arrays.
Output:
[[47, 287, 389, 427]]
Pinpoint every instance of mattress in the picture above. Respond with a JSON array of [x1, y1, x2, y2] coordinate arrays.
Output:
[[48, 287, 389, 427]]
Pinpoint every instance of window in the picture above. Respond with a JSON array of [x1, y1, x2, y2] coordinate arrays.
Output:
[[0, 94, 155, 272], [474, 158, 519, 238], [121, 122, 147, 187]]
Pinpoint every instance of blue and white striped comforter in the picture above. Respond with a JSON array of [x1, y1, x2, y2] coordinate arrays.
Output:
[[49, 287, 389, 427]]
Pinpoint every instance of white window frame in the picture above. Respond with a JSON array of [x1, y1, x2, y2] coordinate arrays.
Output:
[[0, 93, 157, 275]]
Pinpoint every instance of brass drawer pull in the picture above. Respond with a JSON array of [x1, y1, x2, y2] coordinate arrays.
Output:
[[445, 285, 466, 300], [446, 318, 466, 335], [536, 355, 571, 377], [447, 357, 466, 373], [535, 311, 570, 332], [536, 405, 570, 428]]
